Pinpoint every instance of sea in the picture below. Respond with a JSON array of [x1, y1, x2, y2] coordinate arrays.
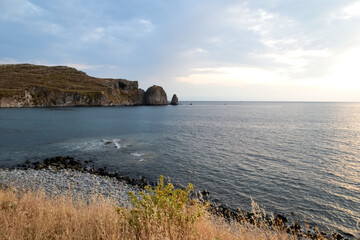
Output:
[[0, 102, 359, 237]]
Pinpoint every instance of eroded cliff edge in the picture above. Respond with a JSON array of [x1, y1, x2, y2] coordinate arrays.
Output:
[[0, 64, 169, 107]]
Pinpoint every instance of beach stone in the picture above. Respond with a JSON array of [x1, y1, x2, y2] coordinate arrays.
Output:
[[0, 168, 138, 207], [290, 222, 301, 231], [332, 232, 344, 240], [202, 189, 210, 196]]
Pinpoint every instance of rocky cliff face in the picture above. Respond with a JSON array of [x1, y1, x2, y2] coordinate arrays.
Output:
[[0, 64, 168, 107], [144, 85, 168, 105], [170, 94, 179, 105]]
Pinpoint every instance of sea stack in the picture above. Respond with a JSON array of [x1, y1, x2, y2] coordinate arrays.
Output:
[[170, 94, 178, 105], [144, 85, 168, 105]]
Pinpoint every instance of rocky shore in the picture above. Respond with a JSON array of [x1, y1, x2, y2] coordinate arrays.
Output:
[[0, 156, 352, 240], [0, 168, 137, 207], [0, 64, 175, 107]]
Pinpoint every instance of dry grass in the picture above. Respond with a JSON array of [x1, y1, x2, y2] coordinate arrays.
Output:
[[0, 64, 128, 98], [0, 187, 298, 240]]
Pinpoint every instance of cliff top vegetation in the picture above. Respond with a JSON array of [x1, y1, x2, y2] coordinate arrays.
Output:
[[0, 64, 134, 98]]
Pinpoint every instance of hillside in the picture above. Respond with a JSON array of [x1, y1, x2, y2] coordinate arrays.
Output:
[[0, 64, 167, 107]]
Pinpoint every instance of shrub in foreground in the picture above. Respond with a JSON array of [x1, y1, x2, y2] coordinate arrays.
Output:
[[123, 175, 206, 239]]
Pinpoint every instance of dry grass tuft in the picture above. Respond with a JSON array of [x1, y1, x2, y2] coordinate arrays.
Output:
[[0, 177, 298, 240]]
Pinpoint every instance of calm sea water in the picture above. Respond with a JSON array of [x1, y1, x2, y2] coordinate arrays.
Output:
[[0, 102, 359, 237]]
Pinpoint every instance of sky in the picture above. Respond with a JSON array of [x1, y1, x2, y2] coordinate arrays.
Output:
[[1, 0, 360, 101]]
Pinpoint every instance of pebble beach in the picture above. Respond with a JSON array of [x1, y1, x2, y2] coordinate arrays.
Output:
[[0, 168, 138, 207]]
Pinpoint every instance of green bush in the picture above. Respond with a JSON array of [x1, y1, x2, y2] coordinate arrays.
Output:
[[119, 175, 206, 239]]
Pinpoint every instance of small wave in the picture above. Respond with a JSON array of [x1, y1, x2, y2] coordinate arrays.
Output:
[[62, 140, 104, 152], [113, 140, 122, 150], [139, 159, 145, 162], [131, 152, 144, 157], [102, 139, 124, 150], [102, 139, 113, 145]]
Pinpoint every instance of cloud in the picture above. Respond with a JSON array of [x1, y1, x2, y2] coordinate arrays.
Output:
[[257, 48, 332, 75], [177, 44, 360, 91], [180, 48, 207, 58], [62, 63, 101, 70], [329, 1, 360, 21], [339, 1, 360, 19], [0, 0, 41, 21], [1, 1, 360, 101], [178, 3, 360, 91], [80, 18, 154, 42], [31, 61, 102, 71], [81, 28, 106, 42], [0, 58, 101, 71], [137, 19, 154, 33], [174, 4, 333, 86], [321, 47, 360, 89], [176, 66, 284, 86], [226, 4, 301, 50], [0, 58, 20, 64]]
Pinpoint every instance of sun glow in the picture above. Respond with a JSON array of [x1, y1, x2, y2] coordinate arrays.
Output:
[[177, 46, 360, 92], [176, 67, 284, 86], [325, 47, 360, 89]]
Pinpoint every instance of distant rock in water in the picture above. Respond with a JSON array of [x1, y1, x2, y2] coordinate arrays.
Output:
[[0, 64, 169, 107], [170, 94, 178, 105], [144, 85, 168, 105]]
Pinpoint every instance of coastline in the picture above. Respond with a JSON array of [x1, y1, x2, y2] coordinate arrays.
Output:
[[0, 64, 172, 108], [0, 156, 353, 240]]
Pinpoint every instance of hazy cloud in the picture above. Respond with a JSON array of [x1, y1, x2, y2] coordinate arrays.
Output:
[[331, 1, 360, 20], [1, 0, 360, 100], [0, 0, 41, 20], [177, 66, 284, 86]]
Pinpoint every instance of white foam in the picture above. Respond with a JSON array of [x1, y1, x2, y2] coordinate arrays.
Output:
[[102, 139, 113, 144], [62, 139, 104, 152], [131, 152, 144, 157], [113, 140, 122, 150], [139, 159, 145, 162], [102, 139, 124, 150]]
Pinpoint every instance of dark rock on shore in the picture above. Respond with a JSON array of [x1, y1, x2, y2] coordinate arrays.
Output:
[[202, 194, 350, 239], [332, 232, 344, 240], [288, 222, 301, 232], [201, 189, 210, 197], [30, 156, 81, 171], [275, 214, 288, 226], [170, 94, 178, 105], [19, 156, 151, 189], [144, 85, 168, 105]]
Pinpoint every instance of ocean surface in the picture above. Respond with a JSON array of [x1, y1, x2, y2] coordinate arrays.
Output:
[[0, 102, 359, 237]]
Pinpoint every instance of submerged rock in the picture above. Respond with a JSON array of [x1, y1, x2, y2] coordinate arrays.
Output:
[[144, 85, 168, 105], [170, 94, 179, 105]]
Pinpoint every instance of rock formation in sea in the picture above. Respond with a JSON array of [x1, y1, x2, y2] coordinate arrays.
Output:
[[0, 64, 171, 107], [144, 85, 168, 105], [170, 94, 179, 105]]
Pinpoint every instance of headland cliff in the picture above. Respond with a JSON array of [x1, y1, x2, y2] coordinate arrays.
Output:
[[0, 64, 169, 107]]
